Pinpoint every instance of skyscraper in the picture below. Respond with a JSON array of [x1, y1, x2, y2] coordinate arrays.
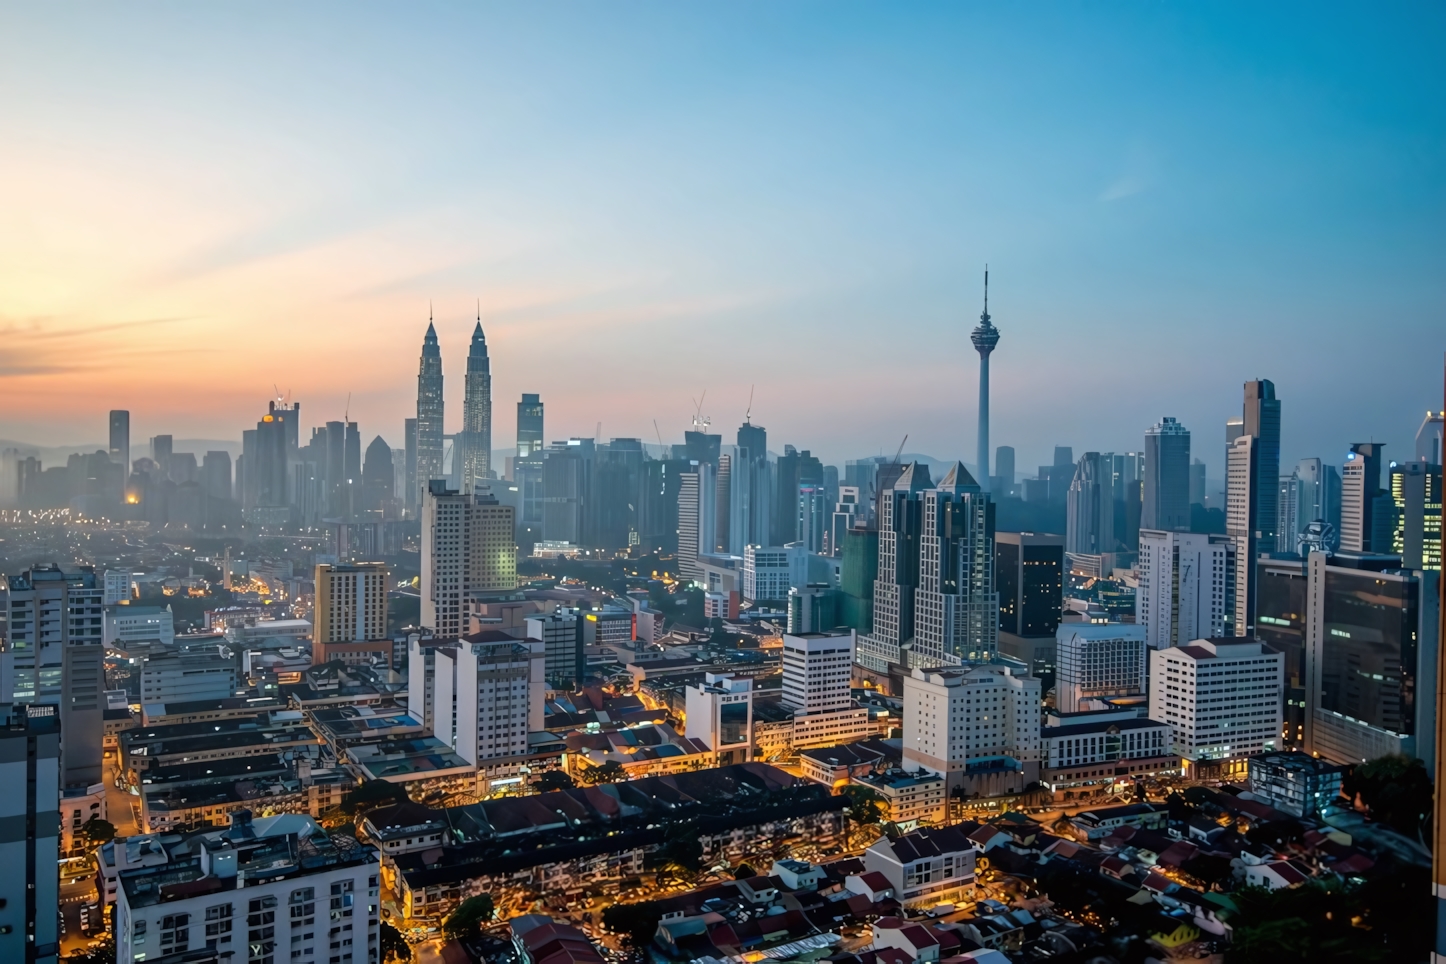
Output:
[[108, 409, 129, 472], [970, 269, 1000, 494], [736, 420, 770, 546], [1341, 442, 1387, 553], [517, 393, 544, 458], [1066, 452, 1117, 555], [994, 445, 1015, 496], [1391, 460, 1442, 571], [313, 562, 389, 664], [254, 400, 298, 517], [460, 318, 493, 493], [1417, 409, 1444, 464], [1, 566, 104, 787], [1294, 457, 1341, 543], [415, 319, 445, 508], [1226, 433, 1258, 634], [858, 462, 932, 672], [1137, 529, 1236, 649], [0, 705, 60, 964], [1142, 416, 1191, 532], [1244, 380, 1282, 551], [913, 462, 998, 664], [403, 417, 418, 512], [420, 480, 517, 638]]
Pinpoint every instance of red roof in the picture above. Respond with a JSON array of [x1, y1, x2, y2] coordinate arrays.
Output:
[[859, 871, 893, 892], [1156, 840, 1198, 868], [899, 924, 941, 950], [875, 916, 905, 930], [875, 948, 913, 964]]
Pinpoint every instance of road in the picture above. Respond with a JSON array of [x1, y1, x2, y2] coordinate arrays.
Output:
[[103, 751, 142, 837]]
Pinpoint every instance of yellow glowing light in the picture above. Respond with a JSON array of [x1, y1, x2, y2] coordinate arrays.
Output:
[[263, 415, 274, 422]]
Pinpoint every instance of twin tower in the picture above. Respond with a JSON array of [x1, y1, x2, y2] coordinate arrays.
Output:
[[415, 313, 492, 506]]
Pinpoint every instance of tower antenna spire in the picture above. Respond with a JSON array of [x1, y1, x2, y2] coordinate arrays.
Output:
[[983, 264, 989, 317]]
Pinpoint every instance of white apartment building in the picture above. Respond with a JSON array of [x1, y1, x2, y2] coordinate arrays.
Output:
[[684, 673, 753, 766], [103, 568, 137, 605], [1039, 714, 1176, 792], [901, 661, 1042, 794], [1148, 638, 1284, 771], [1136, 529, 1235, 649], [742, 544, 808, 604], [863, 823, 977, 909], [434, 633, 545, 768], [421, 480, 517, 638], [104, 604, 176, 650], [115, 811, 379, 964], [782, 631, 854, 714], [780, 630, 870, 749], [1055, 623, 1148, 713]]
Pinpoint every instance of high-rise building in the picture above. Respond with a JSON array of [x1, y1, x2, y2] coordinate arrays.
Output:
[[421, 481, 517, 638], [252, 400, 298, 517], [1067, 452, 1117, 554], [114, 812, 380, 964], [677, 462, 715, 582], [995, 531, 1064, 683], [1226, 433, 1259, 634], [541, 440, 591, 546], [460, 319, 493, 494], [1305, 551, 1439, 763], [741, 543, 807, 604], [781, 630, 854, 716], [404, 417, 418, 512], [913, 463, 998, 665], [1417, 409, 1444, 464], [1189, 458, 1207, 508], [971, 271, 1000, 494], [361, 435, 395, 514], [1149, 638, 1284, 775], [736, 420, 771, 547], [1294, 458, 1342, 540], [797, 482, 828, 554], [839, 525, 879, 633], [415, 320, 445, 508], [313, 562, 389, 663], [526, 610, 585, 686], [1055, 623, 1148, 714], [1, 566, 104, 786], [858, 463, 932, 672], [1244, 380, 1282, 549], [902, 662, 1041, 793], [1341, 442, 1387, 553], [994, 445, 1015, 496], [1255, 556, 1310, 749], [715, 452, 733, 553], [0, 705, 60, 964], [202, 450, 232, 502], [150, 433, 173, 468], [1137, 529, 1236, 650], [436, 633, 544, 765], [1276, 472, 1299, 554], [1142, 417, 1190, 532], [1392, 460, 1442, 571], [109, 409, 129, 473], [828, 486, 863, 557], [517, 393, 544, 458]]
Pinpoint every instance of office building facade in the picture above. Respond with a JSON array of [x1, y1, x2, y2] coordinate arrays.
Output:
[[901, 662, 1041, 794], [859, 463, 931, 672], [0, 705, 60, 964], [1136, 529, 1235, 650], [1148, 638, 1284, 770], [1055, 623, 1148, 714], [459, 320, 493, 494], [1392, 459, 1442, 571], [314, 563, 389, 663], [421, 481, 517, 639], [1, 565, 104, 786], [781, 630, 855, 716], [1142, 417, 1190, 532], [1341, 442, 1388, 553], [913, 463, 997, 665], [415, 321, 445, 510]]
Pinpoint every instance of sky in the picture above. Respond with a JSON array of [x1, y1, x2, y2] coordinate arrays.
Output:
[[1, 3, 1443, 477]]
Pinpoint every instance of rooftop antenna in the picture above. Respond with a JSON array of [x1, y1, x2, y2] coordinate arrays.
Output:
[[744, 384, 755, 424]]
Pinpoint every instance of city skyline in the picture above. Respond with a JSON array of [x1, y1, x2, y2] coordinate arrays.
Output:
[[1, 4, 1443, 471]]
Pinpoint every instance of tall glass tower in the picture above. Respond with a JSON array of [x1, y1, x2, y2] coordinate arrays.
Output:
[[415, 317, 445, 507], [461, 315, 492, 493]]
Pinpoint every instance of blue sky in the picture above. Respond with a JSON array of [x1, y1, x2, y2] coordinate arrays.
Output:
[[0, 3, 1441, 477]]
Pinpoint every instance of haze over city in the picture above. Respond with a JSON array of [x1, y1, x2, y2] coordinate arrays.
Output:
[[1, 7, 1444, 964], [2, 4, 1443, 472]]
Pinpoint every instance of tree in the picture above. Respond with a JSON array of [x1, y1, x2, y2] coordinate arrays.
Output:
[[537, 770, 576, 793], [839, 785, 884, 826], [658, 823, 703, 873], [379, 921, 412, 962], [442, 894, 495, 942], [1344, 755, 1432, 842], [78, 816, 117, 849], [602, 900, 664, 949], [339, 779, 410, 818], [1246, 818, 1305, 848], [733, 862, 756, 879]]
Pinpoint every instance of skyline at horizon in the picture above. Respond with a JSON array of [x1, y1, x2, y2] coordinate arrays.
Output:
[[2, 4, 1443, 474]]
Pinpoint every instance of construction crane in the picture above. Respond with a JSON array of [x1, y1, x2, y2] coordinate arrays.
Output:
[[654, 420, 666, 456], [892, 434, 909, 464], [744, 385, 755, 424], [691, 391, 710, 433]]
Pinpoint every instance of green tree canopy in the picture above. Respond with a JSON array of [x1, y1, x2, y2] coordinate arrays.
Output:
[[442, 894, 495, 943], [79, 816, 117, 849], [537, 770, 576, 793], [1344, 754, 1432, 842], [602, 900, 664, 948], [379, 921, 412, 962]]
